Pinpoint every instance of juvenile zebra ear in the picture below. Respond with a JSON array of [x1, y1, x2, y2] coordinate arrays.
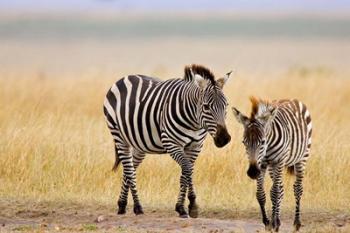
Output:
[[217, 70, 233, 89], [193, 73, 209, 90], [232, 107, 249, 126]]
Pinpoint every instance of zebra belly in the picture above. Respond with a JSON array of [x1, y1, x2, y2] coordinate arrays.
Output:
[[110, 75, 170, 154]]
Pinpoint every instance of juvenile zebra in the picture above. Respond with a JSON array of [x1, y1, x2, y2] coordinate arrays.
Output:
[[103, 64, 232, 218], [232, 97, 312, 232]]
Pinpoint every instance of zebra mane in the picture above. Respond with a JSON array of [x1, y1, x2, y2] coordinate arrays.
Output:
[[184, 64, 216, 85], [250, 96, 272, 119]]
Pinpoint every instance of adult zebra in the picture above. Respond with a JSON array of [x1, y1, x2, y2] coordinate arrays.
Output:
[[103, 64, 232, 218], [232, 97, 312, 232]]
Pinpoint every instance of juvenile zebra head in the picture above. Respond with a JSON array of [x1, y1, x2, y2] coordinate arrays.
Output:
[[185, 64, 232, 148], [232, 97, 278, 179]]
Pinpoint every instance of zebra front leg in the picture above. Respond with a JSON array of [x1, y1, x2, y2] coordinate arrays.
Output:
[[187, 159, 199, 218], [176, 172, 189, 218], [118, 146, 144, 215], [256, 170, 270, 229], [270, 165, 284, 232], [170, 151, 190, 218], [293, 161, 306, 231]]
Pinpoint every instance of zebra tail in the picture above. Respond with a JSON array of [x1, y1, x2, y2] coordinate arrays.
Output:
[[287, 166, 295, 175], [112, 146, 121, 172]]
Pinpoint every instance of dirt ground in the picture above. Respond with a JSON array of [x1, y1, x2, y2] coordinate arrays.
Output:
[[0, 200, 349, 233]]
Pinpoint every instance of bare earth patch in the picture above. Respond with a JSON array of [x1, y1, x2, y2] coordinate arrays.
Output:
[[0, 200, 349, 233]]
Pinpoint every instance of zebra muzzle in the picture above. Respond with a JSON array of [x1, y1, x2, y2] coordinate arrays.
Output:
[[214, 125, 231, 148], [247, 163, 260, 180]]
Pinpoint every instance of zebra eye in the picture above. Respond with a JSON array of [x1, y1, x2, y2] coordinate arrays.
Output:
[[203, 104, 210, 110]]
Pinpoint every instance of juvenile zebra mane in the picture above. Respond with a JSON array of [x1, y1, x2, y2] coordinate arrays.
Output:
[[250, 96, 272, 118], [184, 64, 216, 85]]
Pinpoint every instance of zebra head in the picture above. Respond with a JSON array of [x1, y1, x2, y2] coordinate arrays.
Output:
[[187, 65, 232, 148], [232, 97, 278, 179]]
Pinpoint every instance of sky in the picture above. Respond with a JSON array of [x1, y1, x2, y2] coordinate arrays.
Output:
[[1, 0, 350, 12]]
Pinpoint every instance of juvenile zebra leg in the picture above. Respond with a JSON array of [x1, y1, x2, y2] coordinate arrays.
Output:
[[186, 149, 200, 218], [170, 149, 190, 218], [270, 164, 284, 232], [256, 170, 270, 229], [118, 146, 143, 215], [293, 161, 306, 231]]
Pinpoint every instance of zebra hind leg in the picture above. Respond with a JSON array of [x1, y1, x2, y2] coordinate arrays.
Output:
[[118, 146, 144, 215], [293, 161, 306, 231], [112, 143, 128, 215], [117, 174, 128, 214], [132, 150, 146, 215]]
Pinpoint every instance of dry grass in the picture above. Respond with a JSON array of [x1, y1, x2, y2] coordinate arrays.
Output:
[[1, 66, 349, 218]]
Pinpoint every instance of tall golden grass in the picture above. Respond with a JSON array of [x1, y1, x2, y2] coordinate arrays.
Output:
[[0, 67, 349, 216]]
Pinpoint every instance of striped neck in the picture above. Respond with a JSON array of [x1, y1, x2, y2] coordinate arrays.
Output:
[[182, 82, 204, 131]]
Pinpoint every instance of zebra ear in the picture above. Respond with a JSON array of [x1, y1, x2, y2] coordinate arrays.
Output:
[[193, 74, 209, 90], [232, 107, 249, 126], [217, 70, 233, 89]]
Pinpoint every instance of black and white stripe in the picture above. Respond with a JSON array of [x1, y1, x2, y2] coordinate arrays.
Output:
[[104, 64, 232, 217], [233, 97, 312, 232]]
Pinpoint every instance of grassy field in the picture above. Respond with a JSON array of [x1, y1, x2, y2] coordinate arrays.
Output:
[[1, 65, 350, 232]]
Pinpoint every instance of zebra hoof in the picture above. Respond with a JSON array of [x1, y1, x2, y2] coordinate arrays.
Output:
[[117, 207, 126, 215], [272, 218, 280, 232], [188, 203, 199, 218], [263, 220, 271, 231], [175, 204, 188, 218], [133, 204, 144, 215], [117, 201, 127, 215], [293, 222, 301, 232]]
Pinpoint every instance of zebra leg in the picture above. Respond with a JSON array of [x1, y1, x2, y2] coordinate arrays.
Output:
[[270, 164, 284, 232], [256, 170, 270, 229], [132, 150, 146, 215], [293, 161, 306, 231], [108, 129, 130, 214], [114, 143, 128, 215], [117, 173, 128, 214], [186, 150, 200, 218], [118, 146, 144, 215], [170, 150, 190, 218]]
